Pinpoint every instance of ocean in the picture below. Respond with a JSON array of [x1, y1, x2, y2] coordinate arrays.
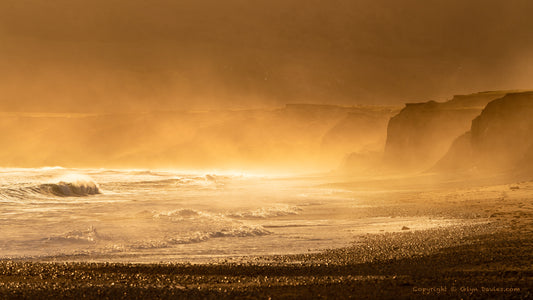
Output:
[[0, 167, 456, 263]]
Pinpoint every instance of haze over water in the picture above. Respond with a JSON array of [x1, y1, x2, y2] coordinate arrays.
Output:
[[0, 167, 460, 263]]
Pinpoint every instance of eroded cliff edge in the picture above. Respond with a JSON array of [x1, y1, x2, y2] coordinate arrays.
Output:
[[434, 92, 533, 175], [382, 91, 517, 171]]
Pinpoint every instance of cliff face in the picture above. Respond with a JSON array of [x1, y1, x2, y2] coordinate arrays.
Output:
[[471, 92, 533, 169], [325, 107, 400, 174], [430, 132, 473, 172], [321, 107, 399, 157], [434, 92, 533, 174], [383, 91, 511, 171]]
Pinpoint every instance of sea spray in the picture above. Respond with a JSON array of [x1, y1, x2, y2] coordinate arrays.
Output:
[[40, 174, 101, 197], [0, 174, 101, 200]]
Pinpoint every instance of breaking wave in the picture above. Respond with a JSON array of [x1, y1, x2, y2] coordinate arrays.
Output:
[[226, 205, 302, 219], [154, 208, 208, 220], [132, 225, 271, 249], [0, 175, 101, 200], [144, 208, 274, 249], [130, 174, 229, 188], [44, 226, 99, 244], [154, 206, 302, 222], [38, 180, 101, 197]]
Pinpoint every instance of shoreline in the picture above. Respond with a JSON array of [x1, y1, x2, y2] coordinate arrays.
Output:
[[1, 180, 532, 298], [1, 220, 531, 299]]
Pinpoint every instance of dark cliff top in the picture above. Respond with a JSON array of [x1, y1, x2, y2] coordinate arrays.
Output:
[[402, 90, 533, 111]]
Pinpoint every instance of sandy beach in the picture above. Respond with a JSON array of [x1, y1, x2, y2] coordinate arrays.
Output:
[[1, 179, 531, 299]]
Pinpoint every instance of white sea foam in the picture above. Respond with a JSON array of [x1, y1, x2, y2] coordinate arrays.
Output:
[[154, 206, 302, 222], [132, 225, 271, 249], [0, 167, 355, 261], [44, 226, 99, 243], [39, 174, 101, 197], [153, 208, 216, 221], [226, 205, 302, 219], [0, 174, 101, 200]]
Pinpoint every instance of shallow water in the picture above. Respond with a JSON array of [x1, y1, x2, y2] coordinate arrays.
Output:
[[0, 167, 459, 263]]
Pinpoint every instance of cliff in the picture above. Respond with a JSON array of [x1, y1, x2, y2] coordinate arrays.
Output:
[[435, 92, 533, 174], [383, 91, 512, 171], [471, 92, 533, 170], [321, 107, 399, 158]]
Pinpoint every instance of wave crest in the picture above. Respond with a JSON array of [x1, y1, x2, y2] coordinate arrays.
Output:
[[39, 175, 101, 197], [0, 175, 101, 200], [153, 208, 212, 221], [45, 226, 99, 243], [227, 205, 302, 219], [133, 225, 271, 249]]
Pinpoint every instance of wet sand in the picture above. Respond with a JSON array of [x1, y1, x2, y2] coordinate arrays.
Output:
[[1, 180, 532, 299]]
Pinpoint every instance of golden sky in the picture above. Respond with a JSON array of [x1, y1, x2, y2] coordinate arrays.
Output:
[[1, 0, 532, 112]]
